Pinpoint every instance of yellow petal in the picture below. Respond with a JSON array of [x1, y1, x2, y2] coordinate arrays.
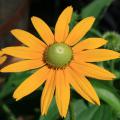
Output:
[[74, 49, 120, 62], [13, 66, 50, 100], [0, 51, 4, 56], [31, 16, 54, 45], [66, 67, 100, 105], [71, 62, 115, 80], [65, 17, 95, 46], [73, 38, 107, 52], [0, 56, 7, 64], [55, 69, 70, 117], [65, 67, 95, 104], [41, 69, 55, 115], [2, 47, 42, 59], [1, 59, 45, 72], [11, 29, 46, 51], [55, 6, 73, 42]]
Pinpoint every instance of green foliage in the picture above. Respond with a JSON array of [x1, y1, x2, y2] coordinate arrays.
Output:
[[69, 99, 115, 120], [39, 98, 59, 120], [0, 71, 32, 99], [81, 0, 113, 19], [103, 32, 120, 52], [91, 80, 120, 117]]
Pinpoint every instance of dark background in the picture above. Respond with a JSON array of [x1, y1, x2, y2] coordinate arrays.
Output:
[[29, 0, 120, 32]]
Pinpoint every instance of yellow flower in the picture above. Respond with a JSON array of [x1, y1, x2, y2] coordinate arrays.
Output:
[[0, 51, 7, 65], [1, 6, 120, 117]]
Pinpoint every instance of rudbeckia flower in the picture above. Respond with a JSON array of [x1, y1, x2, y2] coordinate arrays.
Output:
[[1, 6, 120, 117], [0, 51, 7, 65]]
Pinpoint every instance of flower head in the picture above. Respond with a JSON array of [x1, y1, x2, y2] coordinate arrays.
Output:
[[1, 6, 120, 117]]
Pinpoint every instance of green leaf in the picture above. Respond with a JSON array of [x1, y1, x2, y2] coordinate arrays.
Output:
[[65, 99, 116, 120], [39, 98, 59, 120], [0, 71, 32, 99], [81, 0, 113, 20], [91, 80, 120, 117]]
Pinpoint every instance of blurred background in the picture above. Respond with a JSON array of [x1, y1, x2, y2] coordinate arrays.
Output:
[[0, 0, 120, 120]]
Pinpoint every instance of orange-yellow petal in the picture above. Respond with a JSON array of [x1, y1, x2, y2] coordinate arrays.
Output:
[[0, 56, 7, 64], [55, 69, 70, 117], [74, 49, 120, 62], [55, 6, 73, 42], [13, 66, 50, 100], [2, 47, 42, 59], [11, 29, 46, 51], [65, 67, 95, 104], [73, 38, 107, 52], [1, 59, 45, 72], [41, 69, 55, 115], [31, 16, 54, 45], [0, 51, 4, 56], [66, 67, 100, 105], [65, 17, 95, 46], [70, 62, 115, 80]]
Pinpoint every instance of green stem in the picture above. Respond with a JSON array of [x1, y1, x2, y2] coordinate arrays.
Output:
[[2, 104, 16, 120]]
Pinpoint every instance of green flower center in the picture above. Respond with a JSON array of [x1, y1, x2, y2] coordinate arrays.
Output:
[[44, 43, 73, 68]]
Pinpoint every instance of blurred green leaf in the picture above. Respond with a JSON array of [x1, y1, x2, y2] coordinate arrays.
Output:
[[65, 99, 116, 120], [81, 0, 113, 22], [103, 32, 120, 52], [91, 80, 120, 117], [0, 71, 32, 99], [39, 98, 59, 120]]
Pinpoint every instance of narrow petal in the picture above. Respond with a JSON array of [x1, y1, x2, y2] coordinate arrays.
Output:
[[0, 56, 7, 64], [65, 17, 95, 46], [1, 59, 45, 72], [41, 69, 55, 115], [0, 51, 4, 56], [55, 69, 70, 117], [73, 38, 107, 52], [2, 47, 42, 59], [13, 66, 50, 100], [11, 29, 46, 51], [66, 67, 100, 105], [55, 6, 73, 42], [74, 49, 120, 62], [71, 62, 116, 80], [31, 16, 54, 45]]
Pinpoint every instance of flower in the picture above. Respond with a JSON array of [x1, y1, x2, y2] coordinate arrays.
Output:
[[1, 6, 120, 117], [0, 51, 7, 65]]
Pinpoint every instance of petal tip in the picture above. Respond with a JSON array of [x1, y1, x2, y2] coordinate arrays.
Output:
[[87, 16, 96, 23], [1, 48, 6, 54], [96, 98, 100, 106], [90, 16, 96, 20], [97, 101, 100, 106], [31, 16, 38, 21], [0, 69, 5, 72], [41, 112, 46, 116], [10, 29, 20, 34], [68, 5, 73, 10], [110, 73, 116, 79], [1, 48, 8, 54], [104, 40, 108, 44], [13, 93, 20, 101]]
